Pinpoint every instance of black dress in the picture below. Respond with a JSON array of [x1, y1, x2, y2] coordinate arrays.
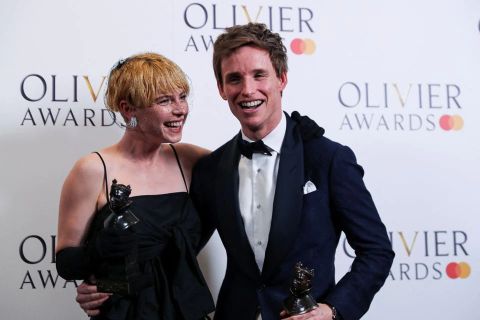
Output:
[[87, 148, 214, 320]]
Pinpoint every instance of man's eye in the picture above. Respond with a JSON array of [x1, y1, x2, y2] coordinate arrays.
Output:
[[227, 77, 240, 84], [179, 94, 187, 101]]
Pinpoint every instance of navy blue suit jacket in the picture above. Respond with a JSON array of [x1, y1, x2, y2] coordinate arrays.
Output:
[[191, 113, 394, 320]]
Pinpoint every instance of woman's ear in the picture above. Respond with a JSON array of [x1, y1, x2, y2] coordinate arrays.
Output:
[[119, 100, 135, 120]]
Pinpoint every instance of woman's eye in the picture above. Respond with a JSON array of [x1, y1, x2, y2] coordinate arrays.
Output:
[[158, 98, 171, 105]]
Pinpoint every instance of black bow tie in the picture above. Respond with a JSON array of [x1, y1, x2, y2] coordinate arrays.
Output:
[[238, 139, 273, 159]]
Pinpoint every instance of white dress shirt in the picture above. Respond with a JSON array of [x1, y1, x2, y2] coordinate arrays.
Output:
[[238, 114, 287, 272]]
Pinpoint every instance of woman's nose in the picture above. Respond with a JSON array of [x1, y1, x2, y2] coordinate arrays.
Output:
[[172, 99, 188, 114]]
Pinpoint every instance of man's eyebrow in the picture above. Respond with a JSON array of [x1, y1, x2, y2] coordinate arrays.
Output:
[[225, 69, 268, 77], [224, 72, 241, 79], [252, 68, 268, 74]]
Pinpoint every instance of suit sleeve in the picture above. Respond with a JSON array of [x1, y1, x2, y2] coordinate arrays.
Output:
[[325, 145, 394, 320], [190, 157, 217, 253]]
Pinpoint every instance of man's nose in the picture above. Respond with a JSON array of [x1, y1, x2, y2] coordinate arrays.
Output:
[[241, 79, 255, 96]]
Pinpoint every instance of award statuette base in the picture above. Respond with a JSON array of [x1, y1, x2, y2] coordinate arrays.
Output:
[[283, 293, 317, 315], [97, 279, 130, 296]]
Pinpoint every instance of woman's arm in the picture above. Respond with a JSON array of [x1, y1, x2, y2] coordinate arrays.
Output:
[[56, 154, 104, 280], [56, 152, 139, 280], [57, 154, 104, 251]]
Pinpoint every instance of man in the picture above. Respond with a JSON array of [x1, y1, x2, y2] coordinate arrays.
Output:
[[78, 23, 394, 320]]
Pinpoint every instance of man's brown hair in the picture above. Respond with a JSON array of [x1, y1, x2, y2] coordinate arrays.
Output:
[[213, 23, 288, 85]]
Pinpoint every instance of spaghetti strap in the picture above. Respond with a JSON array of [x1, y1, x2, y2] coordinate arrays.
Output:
[[169, 144, 189, 193], [93, 151, 110, 204]]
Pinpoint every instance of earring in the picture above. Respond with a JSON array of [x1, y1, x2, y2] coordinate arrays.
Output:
[[127, 116, 137, 128]]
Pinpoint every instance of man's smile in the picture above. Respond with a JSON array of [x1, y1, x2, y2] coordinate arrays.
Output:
[[239, 100, 264, 109]]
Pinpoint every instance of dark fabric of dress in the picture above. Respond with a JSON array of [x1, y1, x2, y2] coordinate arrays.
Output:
[[86, 192, 214, 320], [84, 148, 214, 320]]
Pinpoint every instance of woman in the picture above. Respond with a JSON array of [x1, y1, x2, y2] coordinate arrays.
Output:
[[56, 53, 215, 319]]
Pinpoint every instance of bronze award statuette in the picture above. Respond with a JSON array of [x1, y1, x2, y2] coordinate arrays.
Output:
[[283, 262, 318, 316], [97, 179, 140, 295], [104, 179, 139, 230]]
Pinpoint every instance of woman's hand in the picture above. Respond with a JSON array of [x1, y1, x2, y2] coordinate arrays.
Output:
[[76, 282, 110, 317]]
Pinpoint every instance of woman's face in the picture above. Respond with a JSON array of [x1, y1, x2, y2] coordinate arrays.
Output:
[[133, 89, 189, 143]]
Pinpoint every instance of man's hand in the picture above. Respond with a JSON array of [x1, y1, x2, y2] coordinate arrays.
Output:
[[76, 282, 110, 317], [280, 303, 333, 320]]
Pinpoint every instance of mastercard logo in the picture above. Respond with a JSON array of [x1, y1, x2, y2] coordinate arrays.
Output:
[[290, 38, 316, 55], [439, 114, 464, 131], [446, 262, 471, 279]]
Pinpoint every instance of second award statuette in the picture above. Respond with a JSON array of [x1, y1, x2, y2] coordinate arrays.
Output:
[[283, 262, 318, 316]]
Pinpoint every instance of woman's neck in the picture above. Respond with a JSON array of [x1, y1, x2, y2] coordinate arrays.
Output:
[[116, 131, 166, 161]]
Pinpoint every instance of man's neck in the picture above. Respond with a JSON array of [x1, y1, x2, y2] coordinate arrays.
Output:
[[241, 113, 286, 154], [241, 111, 284, 141]]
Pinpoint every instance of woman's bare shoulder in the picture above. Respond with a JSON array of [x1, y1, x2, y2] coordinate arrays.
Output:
[[70, 152, 106, 180], [70, 145, 119, 176]]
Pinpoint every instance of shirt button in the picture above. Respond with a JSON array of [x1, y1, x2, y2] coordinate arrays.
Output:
[[257, 168, 261, 173], [257, 241, 262, 246], [257, 204, 261, 209]]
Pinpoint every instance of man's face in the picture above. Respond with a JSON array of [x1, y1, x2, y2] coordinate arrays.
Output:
[[217, 46, 287, 140]]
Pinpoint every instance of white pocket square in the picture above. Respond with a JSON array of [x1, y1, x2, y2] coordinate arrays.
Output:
[[303, 180, 317, 194]]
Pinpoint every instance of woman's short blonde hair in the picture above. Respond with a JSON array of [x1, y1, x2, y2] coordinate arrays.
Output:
[[105, 52, 190, 111]]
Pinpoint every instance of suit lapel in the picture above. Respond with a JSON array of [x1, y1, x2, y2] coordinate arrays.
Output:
[[262, 115, 305, 281], [215, 133, 261, 281]]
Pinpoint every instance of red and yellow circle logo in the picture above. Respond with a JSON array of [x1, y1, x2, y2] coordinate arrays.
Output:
[[439, 115, 464, 131], [446, 262, 471, 279], [290, 38, 316, 55]]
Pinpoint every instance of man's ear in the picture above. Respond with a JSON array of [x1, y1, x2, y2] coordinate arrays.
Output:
[[217, 81, 227, 100], [279, 71, 288, 91]]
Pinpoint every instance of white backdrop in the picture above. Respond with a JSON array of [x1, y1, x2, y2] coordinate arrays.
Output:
[[1, 0, 479, 319]]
